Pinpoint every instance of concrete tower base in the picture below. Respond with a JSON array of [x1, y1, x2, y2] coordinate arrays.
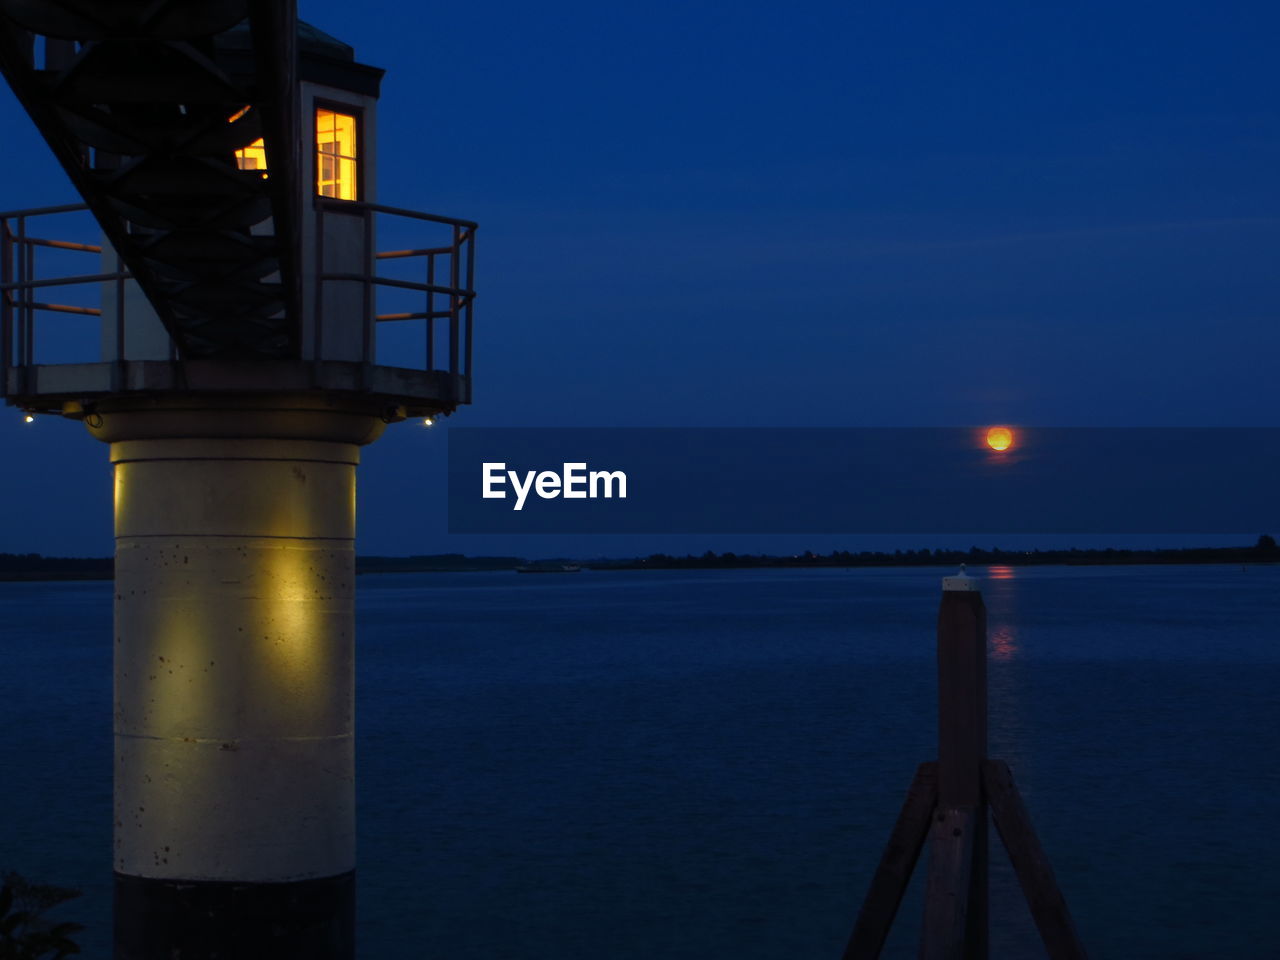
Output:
[[88, 395, 389, 960]]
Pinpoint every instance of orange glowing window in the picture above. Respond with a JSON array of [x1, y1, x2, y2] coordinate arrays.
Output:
[[235, 137, 268, 174], [316, 108, 358, 200]]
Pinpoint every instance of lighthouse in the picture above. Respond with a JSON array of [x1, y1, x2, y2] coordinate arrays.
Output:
[[0, 5, 475, 957]]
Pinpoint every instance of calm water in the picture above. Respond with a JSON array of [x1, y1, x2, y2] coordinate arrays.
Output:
[[2, 564, 1278, 958]]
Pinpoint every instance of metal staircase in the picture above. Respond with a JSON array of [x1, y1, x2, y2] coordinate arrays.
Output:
[[0, 0, 302, 359]]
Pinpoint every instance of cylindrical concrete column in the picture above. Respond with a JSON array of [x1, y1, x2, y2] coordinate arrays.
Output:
[[87, 395, 388, 960]]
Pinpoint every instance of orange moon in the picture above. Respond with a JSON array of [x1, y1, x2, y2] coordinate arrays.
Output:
[[985, 426, 1014, 452]]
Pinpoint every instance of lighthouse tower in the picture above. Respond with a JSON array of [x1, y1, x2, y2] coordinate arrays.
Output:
[[0, 5, 474, 957]]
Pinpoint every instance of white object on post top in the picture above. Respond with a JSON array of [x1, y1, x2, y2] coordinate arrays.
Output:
[[942, 563, 980, 592]]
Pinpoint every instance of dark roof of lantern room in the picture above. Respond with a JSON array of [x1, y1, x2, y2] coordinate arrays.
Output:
[[216, 19, 385, 97], [296, 20, 356, 60]]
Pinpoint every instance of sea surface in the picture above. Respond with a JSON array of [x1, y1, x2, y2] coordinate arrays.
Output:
[[1, 564, 1277, 958]]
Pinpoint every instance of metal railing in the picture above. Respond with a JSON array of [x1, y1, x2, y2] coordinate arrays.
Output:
[[315, 198, 476, 379], [1, 203, 129, 380], [2, 199, 477, 393]]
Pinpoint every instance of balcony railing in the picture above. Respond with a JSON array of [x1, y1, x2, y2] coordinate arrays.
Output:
[[315, 198, 476, 381], [1, 200, 476, 407], [1, 204, 131, 378]]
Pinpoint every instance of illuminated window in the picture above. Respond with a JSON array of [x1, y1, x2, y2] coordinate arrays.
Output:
[[231, 105, 268, 176], [316, 108, 358, 200], [235, 137, 268, 175]]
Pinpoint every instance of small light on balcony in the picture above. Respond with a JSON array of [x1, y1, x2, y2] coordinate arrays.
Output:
[[23, 414, 34, 423], [422, 417, 434, 427]]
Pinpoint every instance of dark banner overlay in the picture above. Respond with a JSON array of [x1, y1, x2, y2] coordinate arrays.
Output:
[[447, 428, 1280, 534]]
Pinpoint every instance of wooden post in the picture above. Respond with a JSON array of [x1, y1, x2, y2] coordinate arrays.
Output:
[[843, 762, 937, 959], [922, 569, 987, 958], [843, 568, 1084, 960], [919, 806, 977, 960], [983, 761, 1089, 960]]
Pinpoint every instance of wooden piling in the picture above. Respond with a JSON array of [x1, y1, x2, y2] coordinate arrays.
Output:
[[920, 806, 978, 960], [843, 762, 937, 959], [924, 572, 987, 958], [842, 568, 1085, 959], [983, 761, 1089, 960]]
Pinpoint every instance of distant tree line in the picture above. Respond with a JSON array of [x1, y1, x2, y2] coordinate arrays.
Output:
[[3, 537, 1277, 581], [588, 535, 1280, 570], [355, 554, 526, 573], [0, 552, 529, 580], [0, 554, 111, 580]]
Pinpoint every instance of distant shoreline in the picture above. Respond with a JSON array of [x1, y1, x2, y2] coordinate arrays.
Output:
[[2, 541, 1276, 582]]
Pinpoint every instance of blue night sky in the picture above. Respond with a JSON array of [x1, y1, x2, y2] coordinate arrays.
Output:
[[1, 0, 1277, 557]]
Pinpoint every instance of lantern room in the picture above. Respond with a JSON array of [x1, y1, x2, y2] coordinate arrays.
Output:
[[1, 16, 475, 420]]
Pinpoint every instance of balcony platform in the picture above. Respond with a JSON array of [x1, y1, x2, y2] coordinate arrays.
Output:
[[6, 358, 468, 419]]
